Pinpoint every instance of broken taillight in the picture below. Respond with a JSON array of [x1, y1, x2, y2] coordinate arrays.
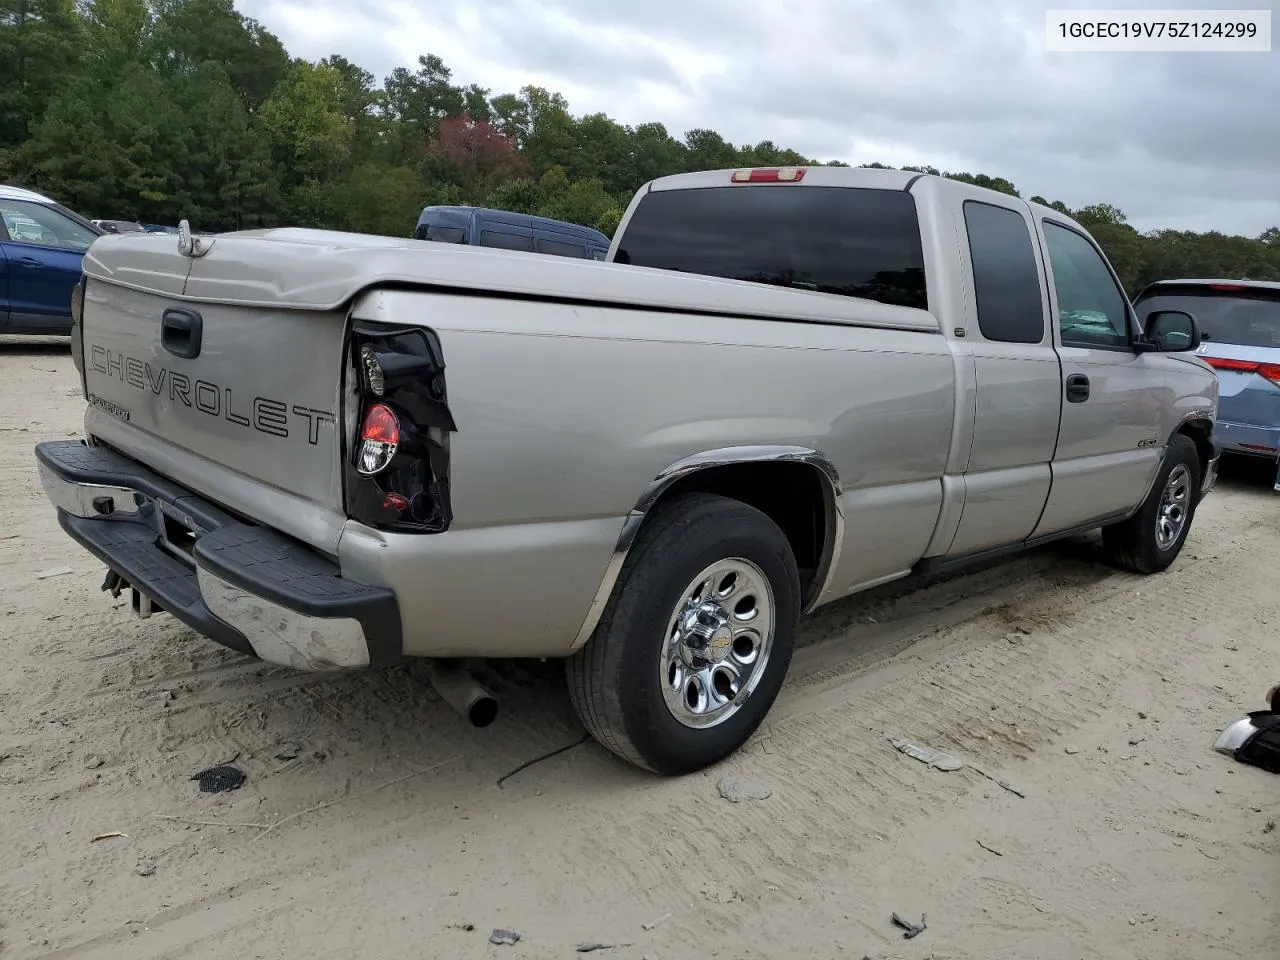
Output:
[[344, 321, 456, 534]]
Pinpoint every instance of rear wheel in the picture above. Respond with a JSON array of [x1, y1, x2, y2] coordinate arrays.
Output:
[[1102, 433, 1201, 574], [566, 493, 801, 775]]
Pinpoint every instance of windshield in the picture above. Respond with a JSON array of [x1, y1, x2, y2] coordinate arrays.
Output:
[[1135, 287, 1280, 348], [614, 185, 929, 311]]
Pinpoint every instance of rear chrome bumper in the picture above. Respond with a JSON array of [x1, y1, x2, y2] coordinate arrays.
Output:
[[35, 439, 402, 672]]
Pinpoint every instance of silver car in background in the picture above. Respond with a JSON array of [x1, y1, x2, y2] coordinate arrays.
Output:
[[1134, 280, 1280, 492]]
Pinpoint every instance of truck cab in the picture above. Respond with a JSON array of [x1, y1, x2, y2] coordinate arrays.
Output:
[[608, 166, 1220, 566]]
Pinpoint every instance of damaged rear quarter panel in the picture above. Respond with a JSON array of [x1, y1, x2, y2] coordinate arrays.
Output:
[[340, 288, 954, 658]]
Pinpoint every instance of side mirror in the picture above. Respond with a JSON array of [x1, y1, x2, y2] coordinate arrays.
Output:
[[1142, 309, 1201, 352]]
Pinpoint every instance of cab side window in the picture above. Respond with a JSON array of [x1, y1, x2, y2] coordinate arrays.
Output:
[[424, 225, 466, 243], [1042, 221, 1131, 349], [481, 230, 534, 252], [963, 200, 1046, 344], [535, 237, 587, 258]]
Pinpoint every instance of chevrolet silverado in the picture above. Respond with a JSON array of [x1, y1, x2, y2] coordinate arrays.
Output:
[[35, 167, 1220, 774]]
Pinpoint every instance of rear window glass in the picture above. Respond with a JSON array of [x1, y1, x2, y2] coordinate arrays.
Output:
[[614, 185, 928, 311], [536, 237, 587, 258], [1135, 288, 1280, 348], [481, 230, 534, 252]]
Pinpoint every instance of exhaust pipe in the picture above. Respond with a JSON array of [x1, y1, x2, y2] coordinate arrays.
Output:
[[425, 659, 498, 728]]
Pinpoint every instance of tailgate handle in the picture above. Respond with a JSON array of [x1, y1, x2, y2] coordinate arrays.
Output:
[[161, 308, 203, 359]]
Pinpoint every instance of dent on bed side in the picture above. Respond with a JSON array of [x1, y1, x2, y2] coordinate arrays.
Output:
[[568, 444, 845, 652]]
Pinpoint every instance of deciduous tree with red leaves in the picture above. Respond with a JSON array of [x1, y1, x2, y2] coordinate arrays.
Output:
[[425, 113, 528, 202]]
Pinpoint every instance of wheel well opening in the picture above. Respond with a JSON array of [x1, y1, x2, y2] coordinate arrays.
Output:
[[656, 461, 832, 606], [1177, 420, 1213, 488]]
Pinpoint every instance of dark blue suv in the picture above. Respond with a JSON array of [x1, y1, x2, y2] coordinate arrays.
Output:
[[414, 205, 611, 260], [0, 186, 103, 336]]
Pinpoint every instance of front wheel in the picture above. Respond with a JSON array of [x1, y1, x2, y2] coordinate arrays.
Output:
[[566, 493, 801, 775], [1102, 433, 1201, 574]]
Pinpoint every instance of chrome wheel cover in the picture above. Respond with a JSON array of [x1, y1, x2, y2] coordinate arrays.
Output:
[[659, 558, 776, 729], [1155, 463, 1191, 550]]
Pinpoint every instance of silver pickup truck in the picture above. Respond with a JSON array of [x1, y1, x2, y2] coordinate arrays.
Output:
[[35, 166, 1220, 775]]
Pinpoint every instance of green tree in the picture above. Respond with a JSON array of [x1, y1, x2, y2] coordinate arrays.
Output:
[[519, 85, 578, 175], [631, 122, 686, 185], [176, 64, 279, 229], [485, 177, 543, 215], [488, 91, 531, 147], [261, 61, 353, 177], [15, 93, 133, 214], [684, 128, 738, 171], [383, 53, 464, 158], [0, 0, 83, 148], [330, 162, 427, 236], [1075, 203, 1127, 227], [79, 0, 151, 88], [149, 0, 287, 110]]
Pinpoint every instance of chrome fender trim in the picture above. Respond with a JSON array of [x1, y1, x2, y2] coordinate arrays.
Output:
[[569, 445, 844, 652]]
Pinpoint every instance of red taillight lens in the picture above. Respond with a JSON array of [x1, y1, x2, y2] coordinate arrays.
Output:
[[357, 403, 400, 476], [361, 403, 399, 443], [1203, 356, 1280, 385], [1204, 356, 1258, 372]]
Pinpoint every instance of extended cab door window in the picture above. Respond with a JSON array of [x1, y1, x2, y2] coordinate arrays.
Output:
[[535, 237, 587, 258], [1041, 222, 1132, 349], [962, 200, 1046, 344], [942, 198, 1056, 557]]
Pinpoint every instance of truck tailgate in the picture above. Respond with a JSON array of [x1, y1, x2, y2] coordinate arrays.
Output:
[[80, 276, 348, 551]]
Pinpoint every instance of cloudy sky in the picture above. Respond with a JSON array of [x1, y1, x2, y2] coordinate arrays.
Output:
[[233, 0, 1278, 237]]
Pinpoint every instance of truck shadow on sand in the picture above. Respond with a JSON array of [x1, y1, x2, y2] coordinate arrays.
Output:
[[143, 534, 1115, 804]]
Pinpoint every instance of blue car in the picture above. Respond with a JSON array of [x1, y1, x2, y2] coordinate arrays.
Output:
[[1134, 279, 1280, 493], [413, 205, 611, 260], [0, 185, 103, 336]]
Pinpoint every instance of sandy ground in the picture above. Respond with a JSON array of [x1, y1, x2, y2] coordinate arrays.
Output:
[[1, 336, 1279, 960]]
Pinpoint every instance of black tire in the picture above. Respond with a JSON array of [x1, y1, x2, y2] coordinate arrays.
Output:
[[566, 492, 801, 775], [1102, 433, 1201, 574]]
